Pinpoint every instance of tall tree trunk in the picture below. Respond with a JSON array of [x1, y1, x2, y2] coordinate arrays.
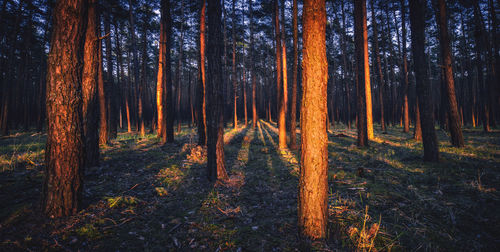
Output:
[[249, 0, 257, 129], [197, 0, 207, 145], [371, 0, 386, 132], [128, 0, 142, 135], [401, 0, 410, 133], [289, 0, 298, 149], [472, 2, 491, 132], [82, 0, 100, 167], [274, 0, 287, 149], [341, 0, 351, 129], [436, 0, 464, 147], [354, 0, 369, 147], [409, 0, 439, 162], [176, 0, 184, 133], [104, 12, 116, 139], [98, 36, 109, 145], [164, 0, 174, 142], [206, 0, 228, 181], [157, 0, 167, 138], [299, 0, 327, 239], [139, 10, 148, 137], [281, 0, 288, 135], [232, 0, 238, 129], [43, 0, 87, 217]]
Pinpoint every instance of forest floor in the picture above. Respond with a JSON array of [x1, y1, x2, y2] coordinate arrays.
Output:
[[0, 121, 499, 251]]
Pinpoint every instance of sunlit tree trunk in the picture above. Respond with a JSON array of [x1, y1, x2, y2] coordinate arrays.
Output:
[[409, 0, 439, 162], [281, 0, 288, 137], [82, 0, 99, 167], [354, 0, 370, 146], [43, 0, 86, 217], [206, 0, 228, 181], [197, 0, 207, 145], [274, 0, 287, 149], [436, 0, 464, 147], [289, 0, 298, 149], [157, 0, 167, 138], [299, 0, 327, 239]]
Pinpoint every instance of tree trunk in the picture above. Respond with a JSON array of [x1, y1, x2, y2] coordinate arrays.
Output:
[[299, 0, 328, 239], [206, 0, 228, 182], [274, 0, 287, 149], [289, 0, 298, 149], [354, 0, 369, 147], [43, 0, 87, 217], [232, 0, 238, 129], [436, 0, 464, 147], [249, 0, 257, 129], [104, 12, 116, 139], [98, 35, 108, 145], [164, 0, 174, 142], [281, 0, 288, 137], [401, 0, 410, 133], [157, 0, 168, 139], [341, 0, 351, 129], [82, 0, 100, 167], [197, 0, 207, 145], [176, 1, 184, 133], [371, 0, 386, 132], [409, 0, 439, 162]]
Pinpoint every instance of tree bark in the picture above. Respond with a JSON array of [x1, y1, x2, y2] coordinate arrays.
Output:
[[401, 0, 410, 133], [299, 0, 328, 239], [157, 0, 168, 139], [436, 0, 464, 147], [206, 0, 228, 182], [354, 0, 369, 147], [274, 0, 287, 149], [82, 0, 100, 167], [409, 0, 439, 162], [232, 0, 238, 129], [197, 0, 207, 145], [289, 0, 298, 149], [371, 0, 386, 132], [164, 0, 174, 142], [43, 0, 87, 217]]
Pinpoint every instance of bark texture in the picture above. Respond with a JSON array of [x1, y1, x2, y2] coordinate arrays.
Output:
[[299, 0, 328, 240], [409, 0, 439, 162], [43, 0, 87, 217], [206, 0, 228, 181], [354, 0, 369, 146], [82, 0, 99, 167], [436, 0, 464, 147]]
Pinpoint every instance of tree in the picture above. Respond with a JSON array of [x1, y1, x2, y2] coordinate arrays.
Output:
[[409, 0, 439, 162], [298, 0, 328, 240], [371, 0, 386, 132], [249, 0, 258, 129], [274, 0, 287, 149], [354, 0, 369, 147], [289, 0, 298, 149], [157, 0, 168, 140], [197, 0, 207, 145], [82, 0, 100, 167], [164, 0, 174, 143], [206, 0, 228, 181], [401, 0, 410, 133], [98, 30, 108, 145], [232, 0, 238, 129], [436, 0, 464, 147], [43, 0, 87, 217]]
